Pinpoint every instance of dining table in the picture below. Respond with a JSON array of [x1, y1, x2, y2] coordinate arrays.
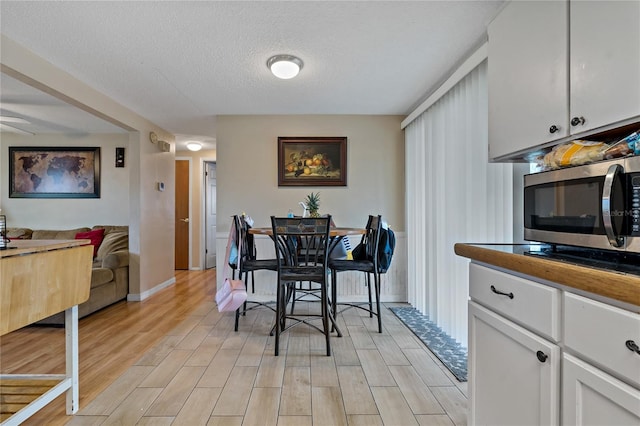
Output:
[[248, 226, 365, 254]]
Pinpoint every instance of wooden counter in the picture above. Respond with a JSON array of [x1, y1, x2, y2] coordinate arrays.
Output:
[[1, 240, 92, 335], [454, 243, 640, 307], [1, 239, 93, 425]]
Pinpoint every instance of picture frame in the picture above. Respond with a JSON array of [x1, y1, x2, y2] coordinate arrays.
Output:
[[278, 136, 347, 186], [9, 146, 101, 198]]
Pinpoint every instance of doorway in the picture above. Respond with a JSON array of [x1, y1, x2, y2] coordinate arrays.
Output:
[[175, 159, 190, 269], [204, 162, 217, 269]]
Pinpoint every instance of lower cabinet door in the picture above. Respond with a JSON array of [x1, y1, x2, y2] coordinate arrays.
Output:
[[468, 301, 560, 425], [563, 353, 640, 425]]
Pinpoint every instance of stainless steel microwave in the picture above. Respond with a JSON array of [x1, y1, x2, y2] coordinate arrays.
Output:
[[524, 156, 640, 253]]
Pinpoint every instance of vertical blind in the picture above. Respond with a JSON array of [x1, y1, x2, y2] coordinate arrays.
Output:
[[405, 60, 514, 347]]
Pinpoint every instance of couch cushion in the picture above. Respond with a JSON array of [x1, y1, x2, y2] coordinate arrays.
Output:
[[96, 232, 128, 261], [76, 228, 105, 258], [91, 266, 114, 288], [7, 228, 32, 239], [92, 225, 128, 236], [32, 227, 90, 240]]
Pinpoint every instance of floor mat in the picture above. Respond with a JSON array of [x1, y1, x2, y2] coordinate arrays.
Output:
[[390, 306, 467, 382]]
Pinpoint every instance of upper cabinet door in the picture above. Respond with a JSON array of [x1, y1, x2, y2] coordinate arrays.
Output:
[[488, 0, 568, 160], [570, 0, 640, 134]]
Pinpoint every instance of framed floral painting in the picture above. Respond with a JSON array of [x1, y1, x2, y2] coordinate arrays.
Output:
[[278, 137, 347, 186]]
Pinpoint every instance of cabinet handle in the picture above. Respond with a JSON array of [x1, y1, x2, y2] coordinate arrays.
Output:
[[626, 340, 640, 355], [571, 116, 585, 126], [490, 285, 514, 299], [536, 351, 548, 363], [549, 125, 559, 134]]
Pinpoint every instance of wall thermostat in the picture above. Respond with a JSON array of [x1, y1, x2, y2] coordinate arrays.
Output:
[[157, 182, 165, 192]]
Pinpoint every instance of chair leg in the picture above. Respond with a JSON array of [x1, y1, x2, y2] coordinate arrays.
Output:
[[243, 272, 249, 316], [366, 272, 373, 318], [331, 270, 337, 332], [321, 282, 330, 356], [275, 280, 282, 356], [374, 272, 382, 333], [234, 308, 240, 332], [290, 283, 296, 314], [235, 271, 247, 332]]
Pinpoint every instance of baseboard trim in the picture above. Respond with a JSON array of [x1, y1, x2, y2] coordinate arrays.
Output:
[[127, 277, 177, 302]]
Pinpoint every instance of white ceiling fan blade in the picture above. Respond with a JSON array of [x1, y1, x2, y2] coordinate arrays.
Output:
[[0, 115, 30, 124], [0, 123, 34, 135]]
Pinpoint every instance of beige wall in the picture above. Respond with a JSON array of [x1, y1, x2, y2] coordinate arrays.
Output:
[[215, 115, 407, 300], [1, 35, 177, 298], [1, 133, 130, 228], [216, 115, 405, 232]]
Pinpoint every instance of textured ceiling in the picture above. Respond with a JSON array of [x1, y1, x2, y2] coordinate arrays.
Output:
[[0, 1, 504, 149]]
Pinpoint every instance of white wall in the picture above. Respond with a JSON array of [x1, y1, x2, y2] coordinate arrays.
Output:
[[215, 115, 407, 302], [0, 133, 130, 228]]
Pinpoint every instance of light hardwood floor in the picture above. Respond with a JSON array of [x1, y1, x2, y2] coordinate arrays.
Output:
[[0, 269, 467, 425]]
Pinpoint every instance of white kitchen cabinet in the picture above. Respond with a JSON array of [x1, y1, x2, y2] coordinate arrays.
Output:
[[469, 262, 561, 341], [468, 301, 560, 426], [570, 1, 640, 134], [488, 0, 640, 160], [488, 0, 568, 160], [563, 353, 640, 425], [564, 292, 640, 388], [467, 262, 640, 426]]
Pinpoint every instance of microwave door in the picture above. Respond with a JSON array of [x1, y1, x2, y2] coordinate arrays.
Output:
[[602, 164, 625, 248], [524, 158, 627, 251]]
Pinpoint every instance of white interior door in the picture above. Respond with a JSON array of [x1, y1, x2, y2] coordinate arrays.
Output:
[[205, 162, 217, 269]]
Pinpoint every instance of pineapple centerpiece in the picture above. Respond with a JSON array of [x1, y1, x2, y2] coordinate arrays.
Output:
[[305, 192, 321, 217]]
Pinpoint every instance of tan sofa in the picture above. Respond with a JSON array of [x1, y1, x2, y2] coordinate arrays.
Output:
[[7, 225, 129, 325]]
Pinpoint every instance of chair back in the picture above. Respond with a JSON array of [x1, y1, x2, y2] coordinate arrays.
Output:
[[362, 215, 383, 270], [233, 215, 258, 263], [271, 216, 332, 281]]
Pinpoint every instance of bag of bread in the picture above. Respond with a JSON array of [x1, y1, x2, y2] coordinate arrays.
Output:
[[543, 140, 607, 170], [603, 131, 639, 160]]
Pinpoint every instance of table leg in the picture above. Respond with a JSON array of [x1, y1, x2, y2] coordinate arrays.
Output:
[[65, 306, 79, 414]]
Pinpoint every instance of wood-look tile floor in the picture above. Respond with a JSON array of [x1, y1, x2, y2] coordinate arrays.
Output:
[[1, 270, 467, 426]]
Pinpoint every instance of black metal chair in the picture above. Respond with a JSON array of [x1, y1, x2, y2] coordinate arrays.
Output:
[[288, 217, 346, 314], [270, 216, 336, 356], [232, 215, 278, 331], [328, 215, 384, 333]]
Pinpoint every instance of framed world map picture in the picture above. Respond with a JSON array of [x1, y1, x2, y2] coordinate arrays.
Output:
[[9, 147, 101, 198]]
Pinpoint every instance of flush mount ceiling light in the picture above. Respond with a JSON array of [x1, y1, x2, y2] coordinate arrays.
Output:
[[186, 141, 202, 152], [267, 55, 304, 79]]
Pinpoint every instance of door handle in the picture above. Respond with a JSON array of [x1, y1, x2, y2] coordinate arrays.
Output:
[[490, 285, 514, 299], [602, 164, 625, 248], [180, 218, 190, 223]]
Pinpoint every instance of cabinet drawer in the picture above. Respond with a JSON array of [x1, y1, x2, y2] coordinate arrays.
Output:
[[564, 292, 640, 388], [469, 263, 561, 341]]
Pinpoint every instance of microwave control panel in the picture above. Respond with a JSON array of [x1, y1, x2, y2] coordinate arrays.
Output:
[[631, 175, 640, 235]]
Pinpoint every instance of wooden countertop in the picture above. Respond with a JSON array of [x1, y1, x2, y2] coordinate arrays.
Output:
[[1, 239, 90, 258], [2, 239, 93, 335], [454, 243, 640, 307]]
